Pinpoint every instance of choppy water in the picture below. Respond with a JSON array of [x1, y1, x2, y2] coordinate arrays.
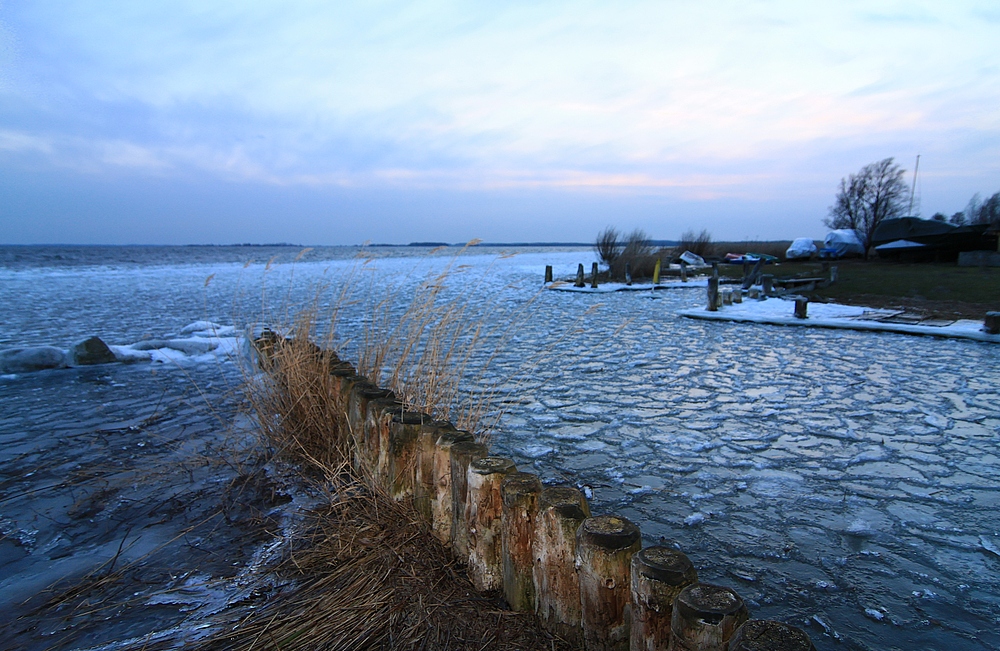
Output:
[[1, 245, 998, 650]]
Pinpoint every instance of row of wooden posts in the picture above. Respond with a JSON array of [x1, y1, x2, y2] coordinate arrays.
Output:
[[255, 337, 819, 651]]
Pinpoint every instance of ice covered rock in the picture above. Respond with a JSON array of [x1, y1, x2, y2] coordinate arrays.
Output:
[[0, 346, 68, 373], [69, 336, 117, 366]]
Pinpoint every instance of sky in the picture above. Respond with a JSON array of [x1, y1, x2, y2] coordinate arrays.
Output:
[[1, 1, 998, 245]]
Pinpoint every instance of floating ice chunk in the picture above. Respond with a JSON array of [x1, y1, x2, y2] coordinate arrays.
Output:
[[980, 535, 1000, 558], [0, 346, 68, 373], [180, 321, 226, 335], [519, 444, 554, 459], [684, 512, 706, 526], [924, 413, 949, 429], [846, 518, 875, 537], [864, 608, 885, 621]]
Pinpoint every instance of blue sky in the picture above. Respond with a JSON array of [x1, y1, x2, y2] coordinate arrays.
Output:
[[1, 1, 998, 244]]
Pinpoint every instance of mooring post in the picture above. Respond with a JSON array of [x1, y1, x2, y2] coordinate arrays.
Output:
[[413, 420, 444, 522], [985, 311, 1000, 335], [761, 274, 773, 296], [467, 457, 517, 591], [732, 289, 742, 304], [545, 265, 553, 283], [501, 472, 542, 611], [722, 289, 732, 306], [728, 620, 817, 651], [680, 262, 688, 282], [431, 429, 474, 543], [592, 262, 600, 289], [577, 515, 642, 651], [667, 583, 749, 651], [575, 264, 586, 287], [625, 262, 633, 286], [629, 546, 698, 651], [387, 411, 427, 499], [653, 258, 661, 285], [450, 440, 489, 559], [534, 487, 591, 643], [707, 277, 719, 312], [711, 261, 719, 279], [794, 297, 808, 319]]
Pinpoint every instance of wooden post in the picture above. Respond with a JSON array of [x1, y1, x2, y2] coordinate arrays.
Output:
[[707, 277, 719, 312], [761, 274, 773, 296], [431, 429, 474, 543], [667, 583, 749, 651], [680, 262, 688, 282], [728, 620, 817, 651], [387, 411, 427, 499], [653, 259, 661, 285], [592, 262, 600, 288], [794, 297, 808, 319], [535, 487, 591, 643], [630, 546, 698, 651], [348, 382, 393, 470], [501, 472, 542, 611], [367, 398, 402, 480], [576, 264, 586, 287], [829, 265, 838, 284], [625, 262, 633, 286], [413, 420, 445, 522], [545, 265, 553, 283], [467, 457, 517, 591], [985, 311, 1000, 335], [711, 262, 719, 280], [747, 287, 759, 300], [722, 290, 732, 306], [577, 515, 642, 651], [732, 289, 742, 304], [450, 440, 489, 559]]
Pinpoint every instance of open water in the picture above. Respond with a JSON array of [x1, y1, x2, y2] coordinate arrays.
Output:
[[1, 244, 998, 650]]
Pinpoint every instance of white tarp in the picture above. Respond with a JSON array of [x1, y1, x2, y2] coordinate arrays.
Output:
[[679, 251, 706, 266], [786, 237, 818, 259], [823, 230, 865, 257]]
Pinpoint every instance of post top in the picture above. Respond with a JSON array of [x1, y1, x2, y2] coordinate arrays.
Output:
[[634, 546, 697, 586], [501, 472, 542, 504], [728, 620, 816, 651], [540, 486, 590, 518], [579, 514, 641, 550], [675, 583, 747, 623], [470, 456, 516, 475], [436, 429, 474, 446]]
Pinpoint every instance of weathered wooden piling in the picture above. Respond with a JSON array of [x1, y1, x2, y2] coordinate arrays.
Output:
[[761, 274, 773, 296], [534, 487, 591, 642], [829, 265, 838, 284], [501, 472, 542, 611], [794, 297, 808, 319], [722, 290, 732, 306], [629, 546, 698, 651], [348, 382, 393, 470], [747, 287, 760, 300], [387, 411, 427, 499], [413, 420, 446, 522], [450, 440, 489, 559], [430, 429, 474, 543], [727, 620, 817, 651], [467, 457, 517, 591], [577, 515, 642, 651], [732, 289, 742, 304], [366, 397, 402, 479], [667, 583, 749, 651], [576, 264, 587, 288], [680, 262, 688, 282], [545, 265, 553, 283], [625, 262, 633, 286], [711, 262, 719, 280], [592, 262, 600, 289], [707, 277, 719, 312], [984, 311, 1000, 335]]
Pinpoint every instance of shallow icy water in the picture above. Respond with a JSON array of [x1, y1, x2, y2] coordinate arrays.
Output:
[[1, 245, 999, 650]]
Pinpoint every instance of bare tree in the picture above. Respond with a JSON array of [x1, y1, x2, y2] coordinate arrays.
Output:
[[594, 226, 621, 267], [825, 158, 908, 257], [678, 229, 713, 258]]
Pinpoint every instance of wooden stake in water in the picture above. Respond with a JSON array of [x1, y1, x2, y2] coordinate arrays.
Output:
[[794, 297, 808, 319], [728, 620, 817, 651], [450, 440, 489, 559], [576, 264, 586, 287], [545, 265, 553, 283], [534, 487, 591, 643], [625, 262, 633, 286], [680, 262, 688, 282], [667, 583, 749, 651], [707, 277, 719, 312], [591, 262, 600, 289], [761, 274, 774, 296], [467, 457, 517, 591], [577, 515, 642, 651], [986, 311, 1000, 335], [630, 546, 698, 651], [501, 472, 542, 611]]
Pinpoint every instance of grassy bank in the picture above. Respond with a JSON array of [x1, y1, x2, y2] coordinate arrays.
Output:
[[719, 260, 1000, 319]]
